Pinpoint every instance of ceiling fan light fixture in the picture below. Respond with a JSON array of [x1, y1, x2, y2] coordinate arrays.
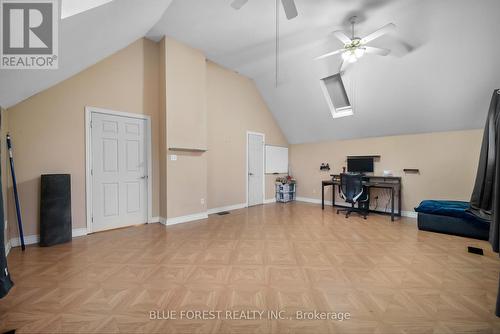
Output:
[[354, 48, 365, 58], [342, 49, 361, 63]]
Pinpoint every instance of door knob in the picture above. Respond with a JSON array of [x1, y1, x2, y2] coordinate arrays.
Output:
[[140, 175, 148, 179], [249, 173, 254, 176]]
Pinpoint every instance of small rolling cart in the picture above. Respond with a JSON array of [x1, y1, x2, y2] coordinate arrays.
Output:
[[275, 176, 296, 203]]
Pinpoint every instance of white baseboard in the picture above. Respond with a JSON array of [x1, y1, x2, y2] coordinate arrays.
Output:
[[72, 228, 88, 238], [163, 212, 209, 226], [296, 197, 416, 219], [10, 234, 39, 247], [156, 199, 289, 228], [9, 228, 88, 248], [207, 203, 247, 215], [164, 199, 280, 226], [401, 211, 418, 218], [296, 196, 327, 205], [4, 219, 9, 256], [149, 216, 161, 224], [5, 239, 11, 256]]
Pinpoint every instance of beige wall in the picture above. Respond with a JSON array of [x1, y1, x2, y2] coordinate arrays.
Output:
[[164, 37, 208, 219], [290, 129, 483, 213], [165, 37, 207, 151], [143, 39, 161, 220], [159, 38, 167, 219], [160, 37, 288, 218], [206, 61, 288, 208], [6, 38, 161, 237]]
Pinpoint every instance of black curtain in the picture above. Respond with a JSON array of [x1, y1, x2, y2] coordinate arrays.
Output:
[[0, 115, 13, 298], [469, 89, 500, 316]]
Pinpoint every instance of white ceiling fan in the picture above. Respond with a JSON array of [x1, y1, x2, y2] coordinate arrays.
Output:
[[231, 0, 298, 20], [316, 16, 395, 73]]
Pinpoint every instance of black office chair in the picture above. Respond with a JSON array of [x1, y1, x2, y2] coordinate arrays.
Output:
[[337, 173, 369, 219]]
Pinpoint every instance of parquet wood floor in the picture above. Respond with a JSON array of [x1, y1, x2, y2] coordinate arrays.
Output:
[[1, 202, 500, 333]]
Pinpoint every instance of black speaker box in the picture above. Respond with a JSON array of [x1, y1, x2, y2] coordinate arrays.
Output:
[[40, 174, 72, 247]]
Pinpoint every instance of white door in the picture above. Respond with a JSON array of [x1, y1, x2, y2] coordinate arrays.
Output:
[[247, 133, 264, 206], [91, 112, 148, 232]]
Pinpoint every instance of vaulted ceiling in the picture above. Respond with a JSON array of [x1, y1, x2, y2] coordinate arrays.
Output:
[[150, 0, 500, 143], [1, 0, 499, 144]]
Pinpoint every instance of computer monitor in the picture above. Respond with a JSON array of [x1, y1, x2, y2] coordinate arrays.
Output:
[[347, 158, 374, 173]]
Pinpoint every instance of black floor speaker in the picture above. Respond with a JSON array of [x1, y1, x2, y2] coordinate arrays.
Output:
[[40, 174, 72, 247]]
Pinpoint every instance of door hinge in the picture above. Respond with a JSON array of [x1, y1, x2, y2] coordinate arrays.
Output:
[[90, 120, 93, 128], [90, 169, 93, 176], [91, 216, 93, 223]]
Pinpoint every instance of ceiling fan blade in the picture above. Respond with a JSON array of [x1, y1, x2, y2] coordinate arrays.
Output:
[[364, 46, 391, 56], [332, 31, 352, 45], [231, 0, 248, 10], [361, 23, 396, 44], [281, 0, 298, 20], [315, 49, 345, 60]]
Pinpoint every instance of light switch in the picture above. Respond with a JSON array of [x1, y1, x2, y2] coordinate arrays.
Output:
[[170, 155, 177, 161]]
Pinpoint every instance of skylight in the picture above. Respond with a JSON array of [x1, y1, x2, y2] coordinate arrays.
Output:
[[61, 0, 113, 19], [320, 73, 353, 119]]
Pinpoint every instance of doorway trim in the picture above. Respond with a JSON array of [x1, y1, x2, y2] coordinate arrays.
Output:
[[246, 131, 266, 207], [85, 106, 153, 234]]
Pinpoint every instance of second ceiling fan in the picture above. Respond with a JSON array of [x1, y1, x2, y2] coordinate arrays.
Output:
[[231, 0, 298, 20]]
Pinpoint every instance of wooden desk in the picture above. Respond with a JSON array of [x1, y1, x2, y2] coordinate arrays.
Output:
[[322, 175, 402, 221]]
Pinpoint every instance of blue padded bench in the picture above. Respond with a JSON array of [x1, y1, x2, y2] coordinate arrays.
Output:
[[415, 200, 490, 240]]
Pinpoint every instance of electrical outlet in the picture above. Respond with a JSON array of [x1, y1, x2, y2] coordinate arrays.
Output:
[[200, 198, 205, 205], [170, 155, 177, 161]]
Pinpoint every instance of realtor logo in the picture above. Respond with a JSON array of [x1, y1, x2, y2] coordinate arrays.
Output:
[[1, 0, 58, 69]]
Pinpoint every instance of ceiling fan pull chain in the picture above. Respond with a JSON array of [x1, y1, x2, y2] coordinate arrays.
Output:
[[275, 0, 279, 87]]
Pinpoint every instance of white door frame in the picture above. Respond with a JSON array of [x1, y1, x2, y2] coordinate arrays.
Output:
[[85, 106, 153, 233], [246, 131, 266, 207]]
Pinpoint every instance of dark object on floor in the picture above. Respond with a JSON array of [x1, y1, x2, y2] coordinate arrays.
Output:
[[415, 201, 489, 240], [336, 173, 369, 219], [3, 330, 15, 334], [6, 134, 25, 251], [217, 211, 230, 215], [416, 213, 489, 241], [468, 246, 484, 255], [40, 174, 72, 247]]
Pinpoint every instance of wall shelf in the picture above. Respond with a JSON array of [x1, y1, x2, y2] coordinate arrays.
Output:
[[403, 168, 420, 173], [347, 155, 381, 159], [168, 147, 207, 152]]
